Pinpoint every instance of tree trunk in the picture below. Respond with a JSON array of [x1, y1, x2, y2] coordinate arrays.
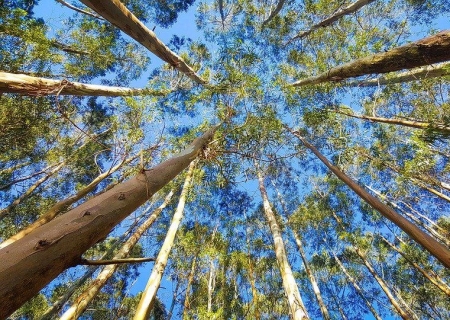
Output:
[[166, 276, 181, 320], [293, 232, 330, 320], [207, 258, 215, 313], [367, 186, 450, 247], [294, 133, 450, 268], [247, 254, 261, 320], [0, 71, 167, 96], [39, 206, 150, 320], [182, 256, 198, 319], [59, 191, 173, 319], [290, 30, 450, 87], [346, 62, 450, 86], [335, 109, 450, 134], [1, 153, 139, 248], [0, 127, 216, 319], [354, 247, 416, 320], [133, 161, 196, 320], [332, 252, 382, 320], [289, 0, 376, 42], [79, 0, 207, 85], [379, 235, 450, 297], [256, 168, 309, 320], [0, 161, 65, 219], [261, 0, 286, 28]]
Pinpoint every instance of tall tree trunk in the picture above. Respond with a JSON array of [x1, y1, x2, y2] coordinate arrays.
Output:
[[290, 30, 450, 87], [1, 153, 139, 248], [256, 168, 309, 320], [133, 161, 196, 319], [207, 258, 216, 313], [289, 0, 376, 42], [0, 127, 216, 319], [293, 232, 330, 320], [353, 246, 417, 320], [39, 205, 150, 320], [293, 133, 450, 268], [0, 71, 167, 96], [59, 191, 173, 319], [79, 0, 207, 85], [0, 161, 65, 219], [346, 62, 450, 86], [334, 109, 450, 134], [261, 0, 286, 28], [182, 256, 198, 319], [367, 186, 450, 247], [379, 235, 450, 297], [247, 254, 261, 320], [332, 252, 382, 320]]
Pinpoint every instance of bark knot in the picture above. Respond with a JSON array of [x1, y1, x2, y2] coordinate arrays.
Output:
[[118, 193, 126, 200], [34, 239, 51, 250]]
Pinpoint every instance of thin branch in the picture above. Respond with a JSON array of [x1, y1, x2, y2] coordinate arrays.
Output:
[[55, 0, 104, 20], [79, 257, 156, 265]]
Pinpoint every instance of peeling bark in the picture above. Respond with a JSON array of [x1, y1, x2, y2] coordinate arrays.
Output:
[[291, 31, 450, 87], [0, 71, 167, 96], [0, 127, 216, 319], [79, 0, 207, 85], [292, 132, 450, 268]]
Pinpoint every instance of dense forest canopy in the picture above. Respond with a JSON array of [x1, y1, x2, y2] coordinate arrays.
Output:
[[0, 0, 449, 319]]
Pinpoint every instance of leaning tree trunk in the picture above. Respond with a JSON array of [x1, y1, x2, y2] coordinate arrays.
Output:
[[0, 71, 167, 96], [293, 133, 450, 268], [288, 0, 376, 42], [182, 255, 198, 319], [60, 191, 173, 319], [353, 246, 417, 320], [331, 252, 382, 320], [0, 161, 65, 219], [0, 127, 216, 319], [293, 232, 330, 320], [290, 30, 450, 86], [1, 153, 140, 248], [133, 161, 196, 320], [346, 62, 450, 86], [334, 109, 450, 134], [40, 205, 150, 320], [261, 0, 286, 28], [379, 235, 450, 297], [256, 168, 309, 320], [79, 0, 206, 85]]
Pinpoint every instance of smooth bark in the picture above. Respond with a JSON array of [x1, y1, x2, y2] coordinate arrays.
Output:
[[40, 208, 150, 320], [0, 72, 167, 96], [289, 0, 376, 41], [291, 30, 450, 87], [134, 161, 196, 319], [79, 0, 207, 85], [1, 154, 138, 248], [257, 169, 309, 320], [0, 127, 216, 319], [59, 191, 173, 319], [294, 133, 450, 268], [346, 62, 450, 86], [293, 232, 330, 320]]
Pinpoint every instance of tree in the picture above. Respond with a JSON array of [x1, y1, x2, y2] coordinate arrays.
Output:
[[2, 0, 450, 318]]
